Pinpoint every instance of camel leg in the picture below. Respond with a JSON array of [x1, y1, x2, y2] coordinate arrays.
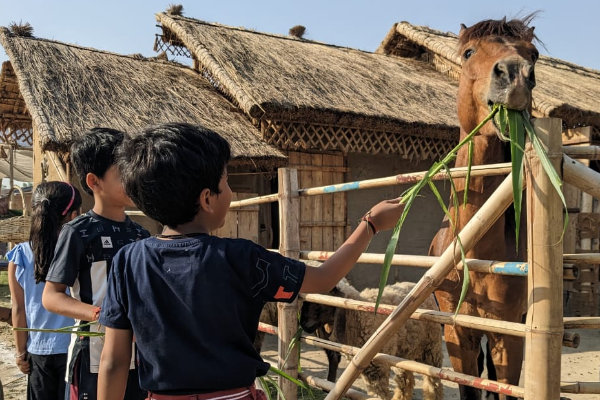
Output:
[[487, 333, 525, 400], [444, 324, 483, 400]]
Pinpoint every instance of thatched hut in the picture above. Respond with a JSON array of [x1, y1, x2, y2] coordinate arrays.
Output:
[[154, 13, 463, 287], [0, 27, 286, 239], [377, 21, 600, 315]]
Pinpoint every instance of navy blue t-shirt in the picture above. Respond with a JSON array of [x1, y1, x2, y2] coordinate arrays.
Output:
[[100, 234, 306, 394]]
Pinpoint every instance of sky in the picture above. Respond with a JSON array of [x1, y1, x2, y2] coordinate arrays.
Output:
[[0, 0, 599, 71]]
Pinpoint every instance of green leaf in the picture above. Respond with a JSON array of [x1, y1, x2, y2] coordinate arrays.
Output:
[[495, 106, 510, 141], [454, 235, 470, 317], [463, 139, 474, 208], [268, 366, 309, 390], [507, 108, 526, 249], [377, 106, 501, 312]]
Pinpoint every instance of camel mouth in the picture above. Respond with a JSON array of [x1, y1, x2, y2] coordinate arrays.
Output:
[[489, 101, 511, 141]]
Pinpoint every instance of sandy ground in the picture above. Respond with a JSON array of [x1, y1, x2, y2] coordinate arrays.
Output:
[[0, 324, 598, 399]]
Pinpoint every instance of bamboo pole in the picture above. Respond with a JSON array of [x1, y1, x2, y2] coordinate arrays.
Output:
[[324, 173, 518, 400], [561, 145, 600, 159], [563, 317, 600, 329], [524, 118, 564, 400], [299, 294, 580, 347], [277, 168, 300, 400], [563, 154, 600, 200], [300, 163, 512, 196], [300, 250, 579, 278]]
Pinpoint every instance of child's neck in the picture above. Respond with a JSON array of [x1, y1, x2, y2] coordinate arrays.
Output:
[[161, 220, 211, 236], [92, 203, 127, 222]]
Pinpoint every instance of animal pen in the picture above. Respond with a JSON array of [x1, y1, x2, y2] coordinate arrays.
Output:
[[235, 118, 600, 400]]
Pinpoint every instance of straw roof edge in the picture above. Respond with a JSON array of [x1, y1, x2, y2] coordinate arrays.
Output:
[[156, 12, 263, 118]]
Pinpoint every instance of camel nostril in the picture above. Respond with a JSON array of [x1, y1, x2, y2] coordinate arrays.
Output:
[[493, 61, 508, 78]]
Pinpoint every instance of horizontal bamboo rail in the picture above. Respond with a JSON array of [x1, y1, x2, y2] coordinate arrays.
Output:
[[300, 251, 584, 279], [562, 145, 600, 159], [563, 317, 600, 329], [298, 294, 580, 347], [563, 154, 600, 200], [301, 334, 599, 396], [300, 163, 512, 196], [303, 333, 526, 398], [257, 324, 597, 395], [168, 150, 600, 212]]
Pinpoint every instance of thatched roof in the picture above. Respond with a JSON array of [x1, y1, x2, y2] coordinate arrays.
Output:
[[154, 13, 460, 142], [0, 27, 286, 169], [377, 22, 600, 137]]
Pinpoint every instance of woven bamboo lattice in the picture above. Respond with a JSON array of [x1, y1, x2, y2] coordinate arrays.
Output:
[[261, 119, 456, 161], [0, 125, 33, 146], [0, 186, 30, 243], [154, 33, 191, 58]]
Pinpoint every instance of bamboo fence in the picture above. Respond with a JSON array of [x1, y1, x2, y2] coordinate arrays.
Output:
[[209, 119, 600, 399]]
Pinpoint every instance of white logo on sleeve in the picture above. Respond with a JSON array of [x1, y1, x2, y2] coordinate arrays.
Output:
[[101, 236, 113, 248]]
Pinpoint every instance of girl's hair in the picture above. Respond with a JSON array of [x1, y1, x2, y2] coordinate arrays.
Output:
[[30, 182, 82, 283]]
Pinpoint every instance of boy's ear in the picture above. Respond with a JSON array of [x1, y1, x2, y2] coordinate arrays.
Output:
[[85, 172, 100, 192], [198, 188, 213, 213]]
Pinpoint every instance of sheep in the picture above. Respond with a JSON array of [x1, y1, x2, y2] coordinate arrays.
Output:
[[300, 278, 444, 400]]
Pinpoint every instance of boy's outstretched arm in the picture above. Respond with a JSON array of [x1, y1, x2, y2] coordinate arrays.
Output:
[[98, 327, 133, 400], [42, 281, 99, 321], [300, 198, 404, 294]]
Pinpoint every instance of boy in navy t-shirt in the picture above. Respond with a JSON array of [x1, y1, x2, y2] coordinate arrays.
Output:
[[97, 123, 404, 399]]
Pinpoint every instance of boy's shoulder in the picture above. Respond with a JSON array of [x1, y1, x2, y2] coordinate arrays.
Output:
[[64, 211, 95, 230]]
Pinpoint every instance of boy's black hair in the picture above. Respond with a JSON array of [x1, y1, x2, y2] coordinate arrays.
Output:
[[70, 128, 125, 196], [30, 181, 82, 283], [118, 123, 231, 227]]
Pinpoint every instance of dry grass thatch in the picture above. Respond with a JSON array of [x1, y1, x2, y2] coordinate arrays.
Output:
[[155, 13, 460, 141], [289, 25, 306, 39], [377, 21, 600, 134], [166, 4, 184, 16], [0, 27, 286, 169], [8, 21, 33, 37]]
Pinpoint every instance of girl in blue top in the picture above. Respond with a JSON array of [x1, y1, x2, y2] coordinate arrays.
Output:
[[8, 181, 82, 400]]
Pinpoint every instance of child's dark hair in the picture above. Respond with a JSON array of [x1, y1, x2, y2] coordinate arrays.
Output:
[[30, 182, 82, 283], [70, 128, 125, 196], [118, 123, 231, 227]]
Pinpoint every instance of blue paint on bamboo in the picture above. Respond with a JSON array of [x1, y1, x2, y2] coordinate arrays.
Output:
[[487, 262, 528, 276], [322, 182, 360, 193]]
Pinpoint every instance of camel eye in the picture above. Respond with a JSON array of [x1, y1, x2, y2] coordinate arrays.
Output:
[[463, 49, 475, 60]]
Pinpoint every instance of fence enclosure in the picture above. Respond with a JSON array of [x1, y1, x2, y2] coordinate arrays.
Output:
[[227, 118, 600, 400]]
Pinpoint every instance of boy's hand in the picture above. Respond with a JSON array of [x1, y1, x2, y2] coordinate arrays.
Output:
[[365, 198, 405, 233]]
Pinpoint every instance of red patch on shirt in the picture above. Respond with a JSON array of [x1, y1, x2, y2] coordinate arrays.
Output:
[[274, 286, 293, 300]]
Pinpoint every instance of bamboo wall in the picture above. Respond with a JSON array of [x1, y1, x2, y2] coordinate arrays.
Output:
[[287, 151, 347, 253], [345, 153, 449, 289]]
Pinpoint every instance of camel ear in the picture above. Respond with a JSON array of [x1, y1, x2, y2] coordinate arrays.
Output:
[[527, 26, 536, 41], [460, 23, 467, 31]]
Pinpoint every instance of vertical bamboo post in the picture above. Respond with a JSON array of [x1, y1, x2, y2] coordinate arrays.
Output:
[[325, 173, 517, 400], [277, 168, 300, 400], [8, 145, 14, 209], [524, 118, 564, 400]]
